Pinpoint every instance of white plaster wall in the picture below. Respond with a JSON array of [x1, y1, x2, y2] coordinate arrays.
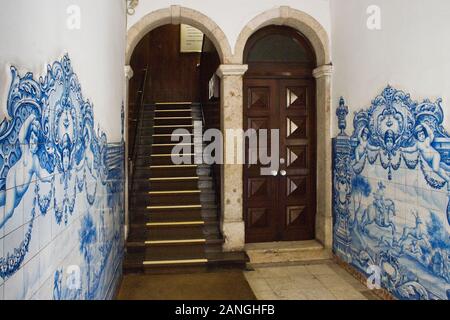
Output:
[[127, 0, 332, 53], [0, 0, 127, 142], [331, 0, 450, 133]]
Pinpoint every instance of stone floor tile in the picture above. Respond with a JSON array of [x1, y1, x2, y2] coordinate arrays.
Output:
[[256, 266, 292, 278], [283, 265, 310, 277], [292, 276, 325, 289], [246, 261, 377, 300], [360, 290, 382, 300], [276, 289, 308, 300], [255, 290, 279, 300], [303, 288, 337, 300], [327, 264, 369, 290], [316, 274, 355, 290], [305, 264, 336, 276], [265, 277, 298, 292], [246, 278, 272, 293], [330, 288, 368, 300], [244, 270, 265, 281]]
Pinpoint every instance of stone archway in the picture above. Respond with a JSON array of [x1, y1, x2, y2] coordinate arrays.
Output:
[[124, 6, 234, 247], [233, 6, 330, 66], [126, 5, 232, 65], [229, 6, 333, 249]]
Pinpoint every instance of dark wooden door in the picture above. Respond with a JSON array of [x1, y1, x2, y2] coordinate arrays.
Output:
[[244, 78, 316, 243], [244, 79, 279, 242]]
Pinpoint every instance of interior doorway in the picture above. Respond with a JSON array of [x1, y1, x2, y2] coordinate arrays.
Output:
[[124, 24, 233, 270], [127, 23, 222, 169], [243, 26, 317, 243]]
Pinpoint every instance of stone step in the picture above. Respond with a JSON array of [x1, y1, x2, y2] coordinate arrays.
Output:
[[152, 109, 192, 117], [131, 177, 204, 191], [131, 210, 203, 224], [153, 124, 194, 133], [145, 244, 206, 261], [154, 103, 193, 110], [134, 165, 198, 178], [131, 193, 200, 206], [149, 144, 196, 155], [149, 134, 193, 145], [141, 154, 195, 166], [245, 240, 332, 265], [152, 117, 193, 126]]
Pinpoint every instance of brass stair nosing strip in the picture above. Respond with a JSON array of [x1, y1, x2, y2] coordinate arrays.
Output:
[[144, 239, 206, 245], [152, 143, 193, 147], [146, 204, 202, 210], [154, 125, 194, 128], [151, 153, 194, 157], [154, 109, 192, 112], [146, 221, 205, 227], [148, 177, 199, 181], [150, 153, 195, 157], [149, 164, 197, 168], [154, 117, 193, 120], [155, 102, 192, 105], [148, 190, 201, 195], [152, 133, 193, 137], [143, 258, 208, 266]]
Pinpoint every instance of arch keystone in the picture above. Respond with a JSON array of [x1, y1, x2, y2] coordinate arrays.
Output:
[[280, 6, 290, 20], [171, 5, 181, 25]]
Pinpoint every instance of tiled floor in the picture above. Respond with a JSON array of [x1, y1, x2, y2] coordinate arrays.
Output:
[[244, 260, 380, 300]]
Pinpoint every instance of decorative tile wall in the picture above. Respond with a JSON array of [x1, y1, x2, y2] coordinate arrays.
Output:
[[0, 54, 125, 300], [332, 86, 450, 300]]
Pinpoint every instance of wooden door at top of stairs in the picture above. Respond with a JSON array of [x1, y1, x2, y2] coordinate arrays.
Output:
[[243, 78, 316, 243]]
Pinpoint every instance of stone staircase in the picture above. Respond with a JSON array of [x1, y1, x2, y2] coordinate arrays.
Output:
[[124, 102, 247, 273]]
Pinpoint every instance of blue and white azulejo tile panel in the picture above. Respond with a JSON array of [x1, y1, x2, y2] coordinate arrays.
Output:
[[333, 86, 450, 300], [0, 54, 125, 300]]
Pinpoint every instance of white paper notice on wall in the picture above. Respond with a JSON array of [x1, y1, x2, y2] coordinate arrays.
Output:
[[180, 24, 204, 53], [209, 74, 219, 99]]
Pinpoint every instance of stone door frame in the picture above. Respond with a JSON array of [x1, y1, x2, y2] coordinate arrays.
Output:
[[230, 7, 333, 250]]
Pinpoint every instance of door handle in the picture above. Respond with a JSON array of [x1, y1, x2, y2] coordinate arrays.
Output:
[[280, 170, 287, 176]]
